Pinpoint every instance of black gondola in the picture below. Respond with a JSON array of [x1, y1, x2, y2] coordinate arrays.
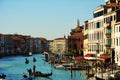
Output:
[[0, 73, 6, 79], [34, 71, 52, 77], [95, 76, 105, 80]]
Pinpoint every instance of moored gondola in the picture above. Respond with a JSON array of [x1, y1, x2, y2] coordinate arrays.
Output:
[[95, 76, 105, 80], [34, 71, 52, 77], [0, 73, 6, 80]]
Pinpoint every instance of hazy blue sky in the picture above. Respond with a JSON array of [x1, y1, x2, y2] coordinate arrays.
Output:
[[0, 0, 105, 40]]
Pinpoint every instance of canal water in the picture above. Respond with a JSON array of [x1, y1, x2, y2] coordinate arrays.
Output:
[[0, 54, 87, 80]]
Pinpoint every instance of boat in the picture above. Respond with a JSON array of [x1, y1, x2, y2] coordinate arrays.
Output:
[[87, 72, 95, 78], [94, 72, 109, 80], [29, 52, 32, 56], [54, 64, 65, 69], [65, 66, 85, 70], [21, 77, 33, 80], [0, 73, 6, 80], [95, 76, 105, 80], [34, 71, 52, 77]]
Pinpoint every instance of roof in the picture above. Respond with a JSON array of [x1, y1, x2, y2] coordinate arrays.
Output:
[[106, 3, 118, 7], [54, 38, 66, 40], [48, 40, 54, 42], [38, 37, 47, 41]]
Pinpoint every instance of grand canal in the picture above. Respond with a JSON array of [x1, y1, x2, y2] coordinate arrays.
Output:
[[0, 54, 88, 80]]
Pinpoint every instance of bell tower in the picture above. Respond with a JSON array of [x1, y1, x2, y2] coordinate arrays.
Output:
[[77, 19, 80, 27]]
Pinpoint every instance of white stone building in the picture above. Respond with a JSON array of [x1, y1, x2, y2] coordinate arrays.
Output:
[[115, 22, 120, 66]]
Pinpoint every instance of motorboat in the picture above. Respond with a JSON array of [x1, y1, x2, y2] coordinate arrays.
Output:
[[54, 64, 64, 69]]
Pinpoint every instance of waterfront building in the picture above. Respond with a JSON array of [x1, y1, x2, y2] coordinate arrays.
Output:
[[83, 21, 89, 55], [4, 35, 14, 56], [48, 37, 67, 54], [0, 34, 5, 56], [0, 34, 14, 56], [103, 2, 119, 63], [35, 38, 41, 53], [115, 22, 120, 66], [54, 37, 67, 54], [48, 40, 54, 53], [8, 34, 31, 55], [84, 7, 104, 56], [83, 0, 120, 60], [31, 38, 41, 53], [39, 38, 49, 53], [68, 19, 83, 56]]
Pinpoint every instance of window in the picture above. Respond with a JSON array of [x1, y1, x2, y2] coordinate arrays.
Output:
[[96, 22, 100, 28], [117, 38, 119, 46], [114, 38, 115, 45], [116, 27, 118, 32], [119, 37, 120, 46], [84, 34, 88, 39], [119, 26, 120, 32], [110, 16, 112, 21], [114, 15, 116, 21], [94, 10, 104, 18], [104, 18, 106, 23]]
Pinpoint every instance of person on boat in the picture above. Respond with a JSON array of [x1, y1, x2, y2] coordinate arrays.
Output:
[[33, 57, 36, 62], [27, 68, 32, 77], [25, 58, 29, 64], [33, 65, 36, 73]]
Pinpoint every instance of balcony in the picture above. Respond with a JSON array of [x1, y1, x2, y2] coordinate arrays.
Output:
[[105, 29, 111, 38], [105, 39, 111, 47]]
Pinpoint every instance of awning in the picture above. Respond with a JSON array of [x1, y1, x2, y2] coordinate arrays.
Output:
[[75, 56, 84, 61], [84, 54, 96, 60], [84, 54, 96, 57], [84, 54, 92, 57], [100, 54, 111, 61]]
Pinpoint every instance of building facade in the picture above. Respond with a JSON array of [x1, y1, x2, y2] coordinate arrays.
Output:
[[48, 37, 67, 54], [83, 0, 120, 62], [68, 20, 84, 56], [48, 40, 54, 53], [0, 34, 13, 56], [115, 22, 120, 66]]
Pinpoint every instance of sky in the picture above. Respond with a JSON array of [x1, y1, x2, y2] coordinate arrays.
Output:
[[0, 0, 105, 40]]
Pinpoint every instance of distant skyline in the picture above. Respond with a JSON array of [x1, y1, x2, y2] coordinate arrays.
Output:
[[0, 0, 105, 40]]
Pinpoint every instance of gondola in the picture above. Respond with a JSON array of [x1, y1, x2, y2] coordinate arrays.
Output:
[[34, 71, 52, 77], [0, 73, 6, 79], [21, 77, 33, 80], [95, 76, 105, 80], [22, 71, 52, 80]]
